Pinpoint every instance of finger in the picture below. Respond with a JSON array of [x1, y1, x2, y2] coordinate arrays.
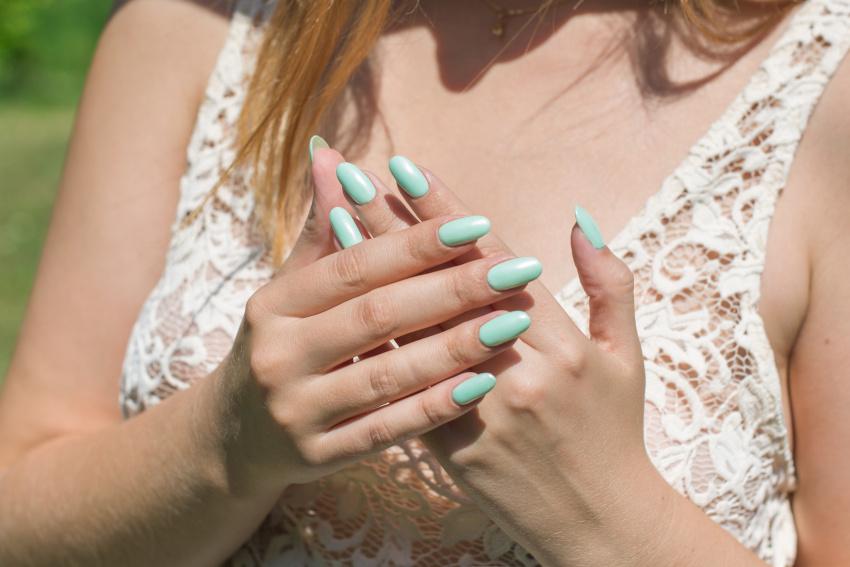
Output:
[[264, 215, 490, 317], [389, 158, 515, 261], [394, 256, 542, 342], [319, 371, 496, 459], [278, 140, 350, 274], [298, 252, 533, 371], [389, 158, 588, 351], [571, 206, 641, 360], [336, 162, 418, 235], [312, 310, 525, 427]]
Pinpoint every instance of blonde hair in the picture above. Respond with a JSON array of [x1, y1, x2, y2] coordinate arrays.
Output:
[[228, 0, 796, 263]]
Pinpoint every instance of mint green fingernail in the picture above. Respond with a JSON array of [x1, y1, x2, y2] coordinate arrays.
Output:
[[336, 162, 376, 205], [438, 215, 490, 246], [452, 372, 497, 405], [487, 257, 542, 291], [575, 205, 605, 249], [479, 311, 531, 347], [389, 155, 429, 198], [329, 207, 363, 248], [309, 135, 329, 163]]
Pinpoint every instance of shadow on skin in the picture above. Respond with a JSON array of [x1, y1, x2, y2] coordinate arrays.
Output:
[[333, 0, 787, 158], [422, 344, 525, 460]]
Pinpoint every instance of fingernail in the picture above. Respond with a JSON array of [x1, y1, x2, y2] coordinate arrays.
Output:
[[336, 162, 376, 205], [329, 207, 363, 248], [437, 215, 491, 246], [479, 311, 531, 347], [309, 135, 329, 163], [452, 372, 497, 405], [388, 155, 429, 198], [575, 205, 605, 249], [487, 257, 542, 291]]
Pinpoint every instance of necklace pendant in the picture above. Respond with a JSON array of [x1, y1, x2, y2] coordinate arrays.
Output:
[[491, 20, 505, 37]]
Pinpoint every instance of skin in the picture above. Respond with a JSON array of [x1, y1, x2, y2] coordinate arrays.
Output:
[[0, 0, 847, 565]]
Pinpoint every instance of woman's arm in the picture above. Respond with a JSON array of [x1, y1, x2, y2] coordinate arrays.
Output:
[[781, 55, 850, 567], [0, 0, 229, 460], [0, 1, 268, 564]]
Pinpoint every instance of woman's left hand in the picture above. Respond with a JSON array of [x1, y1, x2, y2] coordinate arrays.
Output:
[[385, 168, 671, 567]]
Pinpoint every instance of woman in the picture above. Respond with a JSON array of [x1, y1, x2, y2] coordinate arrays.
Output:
[[1, 0, 848, 564]]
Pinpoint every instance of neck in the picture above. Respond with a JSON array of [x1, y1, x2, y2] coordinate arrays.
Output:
[[388, 0, 648, 90]]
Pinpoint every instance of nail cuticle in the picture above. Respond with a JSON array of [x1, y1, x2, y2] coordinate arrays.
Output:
[[308, 134, 329, 163]]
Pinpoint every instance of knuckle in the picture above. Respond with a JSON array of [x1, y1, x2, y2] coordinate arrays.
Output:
[[248, 343, 277, 381], [418, 394, 446, 428], [297, 438, 326, 467], [504, 377, 548, 413], [365, 359, 400, 402], [402, 226, 432, 264], [244, 292, 269, 328], [331, 246, 368, 290], [608, 261, 636, 295], [445, 268, 478, 309], [552, 343, 587, 375], [367, 418, 397, 452], [357, 291, 399, 341], [270, 402, 299, 431], [445, 328, 478, 369]]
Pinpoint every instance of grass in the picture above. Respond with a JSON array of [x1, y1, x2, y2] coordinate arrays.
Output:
[[0, 103, 74, 378]]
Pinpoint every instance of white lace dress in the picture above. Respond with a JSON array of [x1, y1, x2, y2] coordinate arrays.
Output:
[[119, 0, 850, 564]]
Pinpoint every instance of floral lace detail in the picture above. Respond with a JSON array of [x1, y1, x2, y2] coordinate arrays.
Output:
[[119, 0, 850, 565]]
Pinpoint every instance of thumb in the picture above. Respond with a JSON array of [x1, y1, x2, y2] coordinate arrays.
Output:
[[571, 206, 641, 360], [280, 139, 350, 273]]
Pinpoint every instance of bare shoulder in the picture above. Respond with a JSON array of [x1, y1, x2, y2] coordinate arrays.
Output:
[[796, 51, 850, 254], [112, 0, 236, 19], [103, 0, 234, 104]]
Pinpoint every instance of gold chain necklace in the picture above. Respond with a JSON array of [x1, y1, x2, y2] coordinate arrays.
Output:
[[478, 0, 569, 39]]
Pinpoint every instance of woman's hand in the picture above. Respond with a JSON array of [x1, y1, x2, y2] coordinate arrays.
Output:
[[337, 154, 755, 567], [198, 148, 540, 502]]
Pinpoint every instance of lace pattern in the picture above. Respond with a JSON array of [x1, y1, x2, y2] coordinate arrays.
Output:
[[119, 0, 850, 564]]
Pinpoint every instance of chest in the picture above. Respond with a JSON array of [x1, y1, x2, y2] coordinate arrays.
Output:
[[333, 28, 810, 426]]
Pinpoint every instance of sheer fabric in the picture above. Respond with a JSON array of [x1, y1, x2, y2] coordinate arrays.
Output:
[[120, 0, 850, 564]]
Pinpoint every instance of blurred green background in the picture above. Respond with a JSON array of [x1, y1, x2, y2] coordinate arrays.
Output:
[[1, 0, 112, 378]]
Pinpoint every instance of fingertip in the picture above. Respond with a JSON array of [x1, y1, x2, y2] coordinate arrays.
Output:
[[574, 205, 606, 249], [451, 372, 497, 406]]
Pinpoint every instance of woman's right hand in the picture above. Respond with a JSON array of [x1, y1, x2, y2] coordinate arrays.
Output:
[[201, 148, 534, 499]]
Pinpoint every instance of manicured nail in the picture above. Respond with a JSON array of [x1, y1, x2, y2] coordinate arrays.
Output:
[[388, 155, 429, 198], [487, 257, 542, 291], [479, 311, 531, 347], [336, 162, 376, 205], [575, 205, 605, 249], [452, 372, 497, 405], [437, 215, 491, 246], [309, 135, 329, 163], [329, 207, 363, 248]]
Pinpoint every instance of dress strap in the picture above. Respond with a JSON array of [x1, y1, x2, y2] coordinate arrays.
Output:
[[690, 0, 850, 262], [172, 0, 275, 225]]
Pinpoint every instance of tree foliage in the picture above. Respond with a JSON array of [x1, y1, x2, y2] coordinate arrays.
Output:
[[0, 0, 112, 104]]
